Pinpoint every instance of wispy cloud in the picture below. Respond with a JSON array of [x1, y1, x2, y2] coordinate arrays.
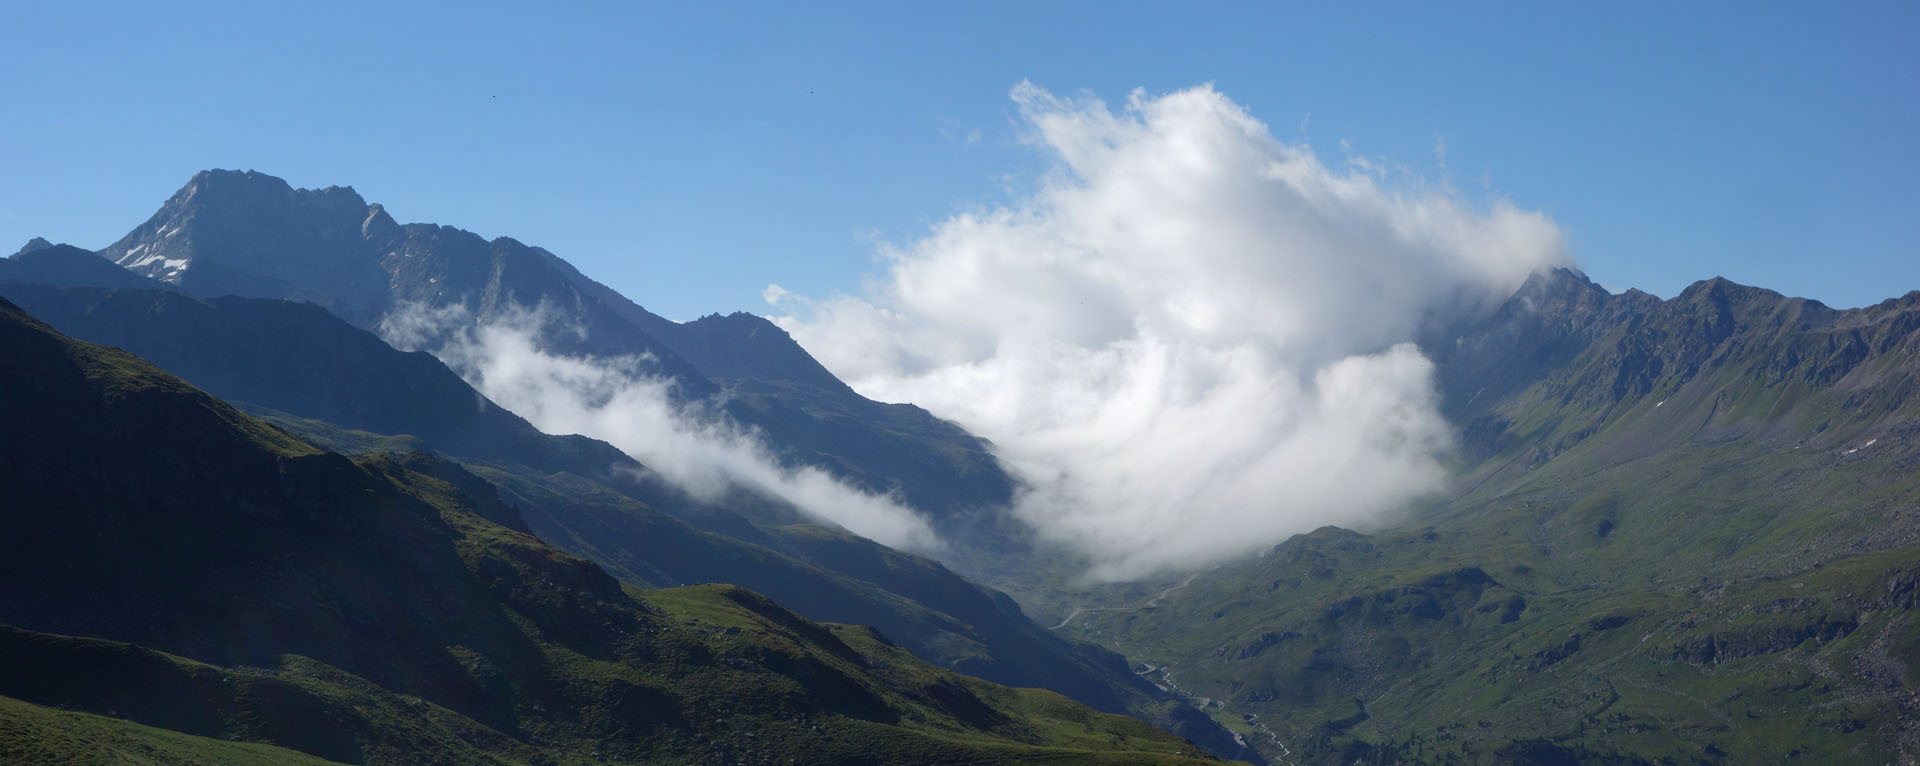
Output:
[[381, 302, 943, 553], [775, 82, 1568, 579]]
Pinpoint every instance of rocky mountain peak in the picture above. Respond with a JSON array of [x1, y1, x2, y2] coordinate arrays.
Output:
[[13, 237, 55, 257], [297, 184, 369, 211], [361, 203, 401, 243], [1503, 267, 1610, 316], [1674, 274, 1791, 310], [175, 168, 293, 205], [164, 170, 369, 220], [100, 169, 389, 323], [674, 310, 853, 393]]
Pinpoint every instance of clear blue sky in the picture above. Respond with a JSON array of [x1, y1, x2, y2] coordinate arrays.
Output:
[[3, 1, 1915, 316]]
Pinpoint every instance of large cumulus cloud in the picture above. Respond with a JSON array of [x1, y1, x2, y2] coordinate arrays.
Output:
[[772, 82, 1568, 579]]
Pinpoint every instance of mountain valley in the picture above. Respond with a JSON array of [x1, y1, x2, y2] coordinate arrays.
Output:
[[2, 171, 1916, 764], [0, 294, 1218, 765]]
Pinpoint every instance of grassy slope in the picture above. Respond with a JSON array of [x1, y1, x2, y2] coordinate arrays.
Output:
[[257, 407, 1168, 721], [0, 296, 1218, 765], [0, 588, 1219, 766], [0, 694, 345, 766], [1053, 276, 1920, 764]]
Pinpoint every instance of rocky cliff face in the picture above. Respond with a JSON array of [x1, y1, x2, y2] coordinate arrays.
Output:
[[102, 170, 393, 323]]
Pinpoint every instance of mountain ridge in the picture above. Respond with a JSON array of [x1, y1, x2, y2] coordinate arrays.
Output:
[[1048, 266, 1920, 763], [98, 168, 1018, 537], [0, 293, 1223, 765]]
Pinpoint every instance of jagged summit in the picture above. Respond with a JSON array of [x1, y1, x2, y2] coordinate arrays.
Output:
[[1503, 266, 1610, 313], [99, 169, 388, 322], [361, 202, 401, 240], [173, 168, 366, 203]]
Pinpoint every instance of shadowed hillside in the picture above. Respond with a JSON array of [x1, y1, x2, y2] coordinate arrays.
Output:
[[0, 295, 1224, 764]]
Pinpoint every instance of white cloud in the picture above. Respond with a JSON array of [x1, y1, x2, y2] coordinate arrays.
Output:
[[774, 82, 1568, 579], [380, 302, 942, 553], [761, 282, 791, 306]]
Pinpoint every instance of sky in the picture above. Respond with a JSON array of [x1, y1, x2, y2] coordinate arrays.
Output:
[[3, 2, 1917, 320]]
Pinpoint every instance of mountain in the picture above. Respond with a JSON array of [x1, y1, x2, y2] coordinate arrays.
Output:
[[98, 169, 1016, 534], [12, 237, 53, 254], [0, 282, 1222, 749], [0, 281, 660, 482], [100, 176, 392, 323], [53, 167, 1917, 762], [0, 294, 1219, 765], [653, 311, 1024, 551], [1049, 270, 1920, 764], [2, 240, 166, 290]]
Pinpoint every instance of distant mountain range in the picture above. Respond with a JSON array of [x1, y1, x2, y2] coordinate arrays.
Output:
[[2, 168, 1914, 764], [98, 169, 1016, 540]]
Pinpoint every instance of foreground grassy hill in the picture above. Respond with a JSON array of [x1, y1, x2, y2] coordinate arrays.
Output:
[[0, 692, 344, 766], [1054, 272, 1920, 764], [0, 295, 1217, 765]]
